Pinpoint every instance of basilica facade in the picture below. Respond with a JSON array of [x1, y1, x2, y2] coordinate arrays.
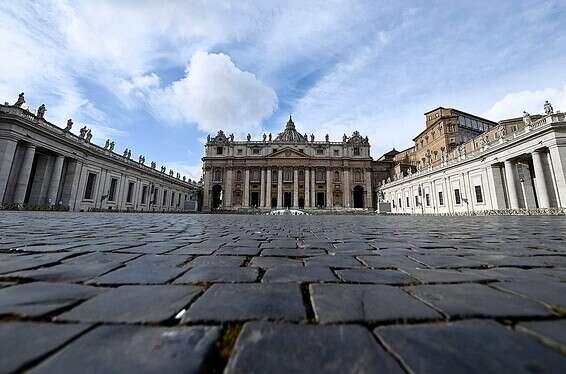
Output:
[[202, 117, 388, 211]]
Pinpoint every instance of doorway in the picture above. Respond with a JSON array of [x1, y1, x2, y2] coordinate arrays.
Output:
[[299, 198, 304, 208], [316, 192, 325, 208], [251, 191, 259, 207], [284, 192, 292, 208], [353, 185, 364, 208], [211, 185, 223, 209]]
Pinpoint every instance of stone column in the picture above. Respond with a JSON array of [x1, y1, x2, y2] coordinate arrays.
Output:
[[277, 168, 283, 208], [343, 169, 350, 208], [532, 150, 551, 208], [243, 169, 250, 207], [0, 138, 18, 203], [504, 159, 520, 209], [548, 145, 566, 207], [293, 169, 299, 208], [304, 169, 310, 208], [326, 169, 333, 208], [46, 155, 65, 206], [311, 168, 316, 207], [260, 168, 266, 207], [266, 168, 272, 209], [365, 170, 373, 209], [202, 167, 211, 211], [13, 144, 36, 205], [225, 168, 233, 208]]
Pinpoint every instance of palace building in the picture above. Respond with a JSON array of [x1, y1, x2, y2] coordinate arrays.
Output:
[[201, 116, 391, 211]]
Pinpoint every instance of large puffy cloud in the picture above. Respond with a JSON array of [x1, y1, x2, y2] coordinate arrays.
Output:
[[148, 51, 278, 135], [483, 86, 566, 121]]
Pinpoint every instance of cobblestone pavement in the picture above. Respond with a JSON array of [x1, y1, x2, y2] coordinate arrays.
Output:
[[1, 212, 566, 373]]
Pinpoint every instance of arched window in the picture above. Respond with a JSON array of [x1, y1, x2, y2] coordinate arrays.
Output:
[[354, 170, 362, 183], [334, 171, 340, 182], [213, 168, 222, 182]]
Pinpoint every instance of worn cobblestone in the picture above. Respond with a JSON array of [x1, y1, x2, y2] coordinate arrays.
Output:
[[1, 212, 566, 373]]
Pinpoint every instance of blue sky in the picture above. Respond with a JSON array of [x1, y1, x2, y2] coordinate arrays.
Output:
[[2, 1, 566, 180]]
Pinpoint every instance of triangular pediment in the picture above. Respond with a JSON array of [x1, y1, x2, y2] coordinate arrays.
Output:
[[267, 147, 311, 159]]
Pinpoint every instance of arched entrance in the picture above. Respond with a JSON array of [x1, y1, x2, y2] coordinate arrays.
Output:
[[353, 185, 364, 208], [211, 184, 223, 209]]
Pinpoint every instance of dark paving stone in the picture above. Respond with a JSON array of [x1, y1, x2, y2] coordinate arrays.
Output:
[[337, 269, 417, 285], [0, 282, 102, 317], [89, 254, 188, 285], [262, 265, 337, 283], [260, 239, 298, 249], [494, 280, 566, 308], [117, 242, 182, 254], [300, 240, 334, 249], [29, 325, 221, 374], [188, 255, 246, 267], [375, 320, 566, 374], [310, 284, 441, 323], [8, 252, 140, 283], [0, 253, 76, 275], [182, 284, 305, 322], [11, 243, 85, 252], [407, 283, 553, 318], [357, 255, 421, 269], [225, 322, 403, 374], [304, 255, 362, 268], [401, 268, 497, 284], [250, 256, 303, 268], [517, 320, 566, 350], [0, 322, 90, 374], [58, 285, 200, 323], [168, 244, 218, 255], [409, 254, 483, 268], [174, 266, 258, 284], [260, 248, 326, 257], [215, 246, 262, 256]]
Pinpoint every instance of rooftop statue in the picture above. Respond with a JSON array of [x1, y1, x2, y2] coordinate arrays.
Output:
[[151, 161, 156, 169], [247, 133, 251, 141], [85, 129, 92, 143], [523, 111, 532, 126], [109, 141, 115, 152], [325, 134, 329, 142], [64, 119, 73, 132], [263, 133, 267, 142], [310, 133, 314, 142], [36, 104, 46, 119], [104, 139, 110, 149], [13, 92, 25, 108], [79, 126, 88, 139], [123, 148, 129, 157], [127, 149, 131, 159], [343, 134, 347, 142], [544, 100, 554, 115]]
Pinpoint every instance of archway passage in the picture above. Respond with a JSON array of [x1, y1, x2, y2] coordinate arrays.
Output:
[[211, 184, 223, 209], [353, 185, 364, 208]]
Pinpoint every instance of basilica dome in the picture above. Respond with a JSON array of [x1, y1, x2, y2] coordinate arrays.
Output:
[[275, 116, 307, 142]]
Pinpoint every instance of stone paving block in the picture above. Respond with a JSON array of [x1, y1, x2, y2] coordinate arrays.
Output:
[[8, 252, 140, 283], [300, 240, 335, 249], [517, 320, 566, 349], [375, 320, 566, 374], [117, 242, 182, 254], [182, 284, 305, 322], [174, 266, 259, 284], [407, 283, 552, 318], [11, 243, 86, 252], [0, 322, 90, 374], [304, 255, 362, 268], [225, 322, 403, 374], [215, 246, 262, 256], [260, 239, 298, 249], [168, 244, 219, 255], [310, 284, 441, 323], [250, 256, 303, 268], [0, 252, 76, 275], [401, 268, 497, 284], [0, 282, 102, 318], [493, 280, 566, 308], [337, 269, 418, 285], [262, 265, 337, 283], [29, 325, 221, 374], [357, 255, 421, 269], [89, 254, 188, 285], [260, 248, 326, 257], [187, 255, 246, 267], [58, 285, 200, 323], [409, 254, 483, 268]]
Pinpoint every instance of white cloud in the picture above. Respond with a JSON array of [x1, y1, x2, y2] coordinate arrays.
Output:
[[483, 85, 566, 121], [148, 51, 278, 135]]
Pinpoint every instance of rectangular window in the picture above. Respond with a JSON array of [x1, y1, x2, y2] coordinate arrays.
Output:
[[237, 149, 243, 155], [334, 149, 339, 156], [406, 196, 410, 207], [425, 193, 430, 207], [108, 178, 118, 202], [162, 190, 167, 206], [141, 185, 147, 204], [353, 147, 360, 156], [216, 146, 223, 155], [454, 189, 461, 205], [415, 196, 419, 206], [178, 194, 181, 206], [475, 185, 484, 203], [171, 192, 175, 206], [126, 182, 135, 203], [84, 173, 97, 200], [316, 149, 324, 155], [252, 148, 260, 154], [438, 191, 444, 206], [153, 188, 159, 204], [398, 198, 402, 208]]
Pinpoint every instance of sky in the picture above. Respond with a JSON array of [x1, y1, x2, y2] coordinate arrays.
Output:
[[2, 0, 566, 181]]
